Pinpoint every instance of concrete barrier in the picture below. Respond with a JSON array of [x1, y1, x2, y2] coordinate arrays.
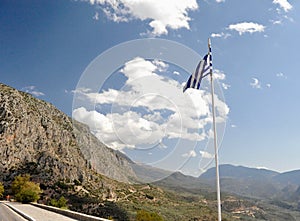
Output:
[[30, 203, 111, 221], [4, 202, 36, 221]]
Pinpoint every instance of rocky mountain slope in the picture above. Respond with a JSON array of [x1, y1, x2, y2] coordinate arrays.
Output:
[[73, 120, 136, 183], [0, 83, 87, 183], [0, 83, 135, 184]]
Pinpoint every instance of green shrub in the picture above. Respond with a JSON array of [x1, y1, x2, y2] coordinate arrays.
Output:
[[135, 210, 163, 221], [12, 174, 30, 194], [55, 181, 69, 190], [0, 182, 4, 198], [12, 174, 42, 203], [49, 196, 68, 209]]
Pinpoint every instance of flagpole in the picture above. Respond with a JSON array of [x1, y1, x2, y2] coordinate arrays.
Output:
[[208, 38, 222, 221]]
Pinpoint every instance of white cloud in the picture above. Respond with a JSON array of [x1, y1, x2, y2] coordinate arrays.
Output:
[[221, 83, 231, 90], [21, 86, 45, 97], [213, 69, 230, 90], [228, 22, 265, 35], [250, 78, 261, 89], [273, 0, 292, 12], [256, 166, 271, 171], [211, 32, 231, 39], [173, 71, 180, 76], [199, 151, 214, 159], [271, 19, 282, 25], [284, 15, 294, 22], [73, 107, 165, 150], [213, 69, 226, 80], [93, 12, 99, 20], [266, 83, 271, 88], [89, 0, 198, 36], [73, 57, 229, 150], [216, 0, 225, 3], [182, 150, 197, 158], [153, 59, 168, 72], [276, 72, 287, 79]]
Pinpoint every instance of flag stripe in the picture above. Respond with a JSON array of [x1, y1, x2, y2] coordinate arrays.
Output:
[[183, 53, 211, 92], [194, 60, 205, 89]]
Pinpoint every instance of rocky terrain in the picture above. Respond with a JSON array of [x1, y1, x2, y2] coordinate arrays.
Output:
[[0, 82, 136, 184], [0, 83, 88, 183]]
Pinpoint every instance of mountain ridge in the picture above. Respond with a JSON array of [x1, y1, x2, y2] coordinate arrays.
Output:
[[0, 82, 136, 184]]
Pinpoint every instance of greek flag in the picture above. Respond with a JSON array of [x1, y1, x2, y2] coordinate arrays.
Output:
[[183, 53, 211, 92]]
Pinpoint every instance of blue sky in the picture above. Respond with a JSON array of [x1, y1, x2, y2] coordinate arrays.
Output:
[[1, 0, 300, 176]]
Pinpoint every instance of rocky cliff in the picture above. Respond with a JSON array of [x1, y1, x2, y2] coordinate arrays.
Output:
[[0, 83, 135, 184], [73, 120, 136, 182]]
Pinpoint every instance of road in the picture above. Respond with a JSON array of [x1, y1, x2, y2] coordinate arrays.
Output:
[[5, 202, 80, 221], [0, 202, 27, 221]]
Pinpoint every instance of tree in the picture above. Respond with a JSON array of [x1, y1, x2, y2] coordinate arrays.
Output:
[[11, 174, 30, 194], [12, 174, 42, 203], [0, 182, 4, 199], [136, 210, 163, 221]]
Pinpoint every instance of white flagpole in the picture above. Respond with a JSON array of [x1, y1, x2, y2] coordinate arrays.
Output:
[[208, 38, 222, 221]]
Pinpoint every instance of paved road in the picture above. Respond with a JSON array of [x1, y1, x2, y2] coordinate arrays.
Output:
[[6, 202, 80, 221], [0, 202, 27, 221]]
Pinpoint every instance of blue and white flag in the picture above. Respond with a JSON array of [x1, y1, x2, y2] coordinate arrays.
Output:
[[183, 53, 211, 92]]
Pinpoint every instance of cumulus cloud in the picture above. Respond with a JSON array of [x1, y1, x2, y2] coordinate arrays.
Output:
[[21, 86, 45, 97], [213, 69, 230, 90], [173, 71, 180, 76], [182, 150, 197, 158], [213, 69, 226, 80], [250, 78, 261, 89], [89, 0, 198, 36], [270, 19, 282, 25], [228, 22, 265, 35], [276, 72, 287, 79], [221, 83, 231, 90], [199, 151, 214, 159], [73, 57, 229, 150], [273, 0, 292, 12], [211, 32, 231, 39]]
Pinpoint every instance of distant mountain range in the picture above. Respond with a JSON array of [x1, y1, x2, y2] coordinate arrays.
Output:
[[200, 164, 300, 199], [156, 164, 300, 203]]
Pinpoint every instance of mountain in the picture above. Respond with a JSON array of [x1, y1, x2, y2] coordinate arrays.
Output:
[[198, 164, 300, 213], [199, 164, 280, 198], [155, 167, 300, 221], [73, 120, 137, 183], [157, 164, 300, 205], [0, 83, 88, 183], [200, 164, 279, 180], [0, 83, 135, 184], [273, 170, 300, 186]]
